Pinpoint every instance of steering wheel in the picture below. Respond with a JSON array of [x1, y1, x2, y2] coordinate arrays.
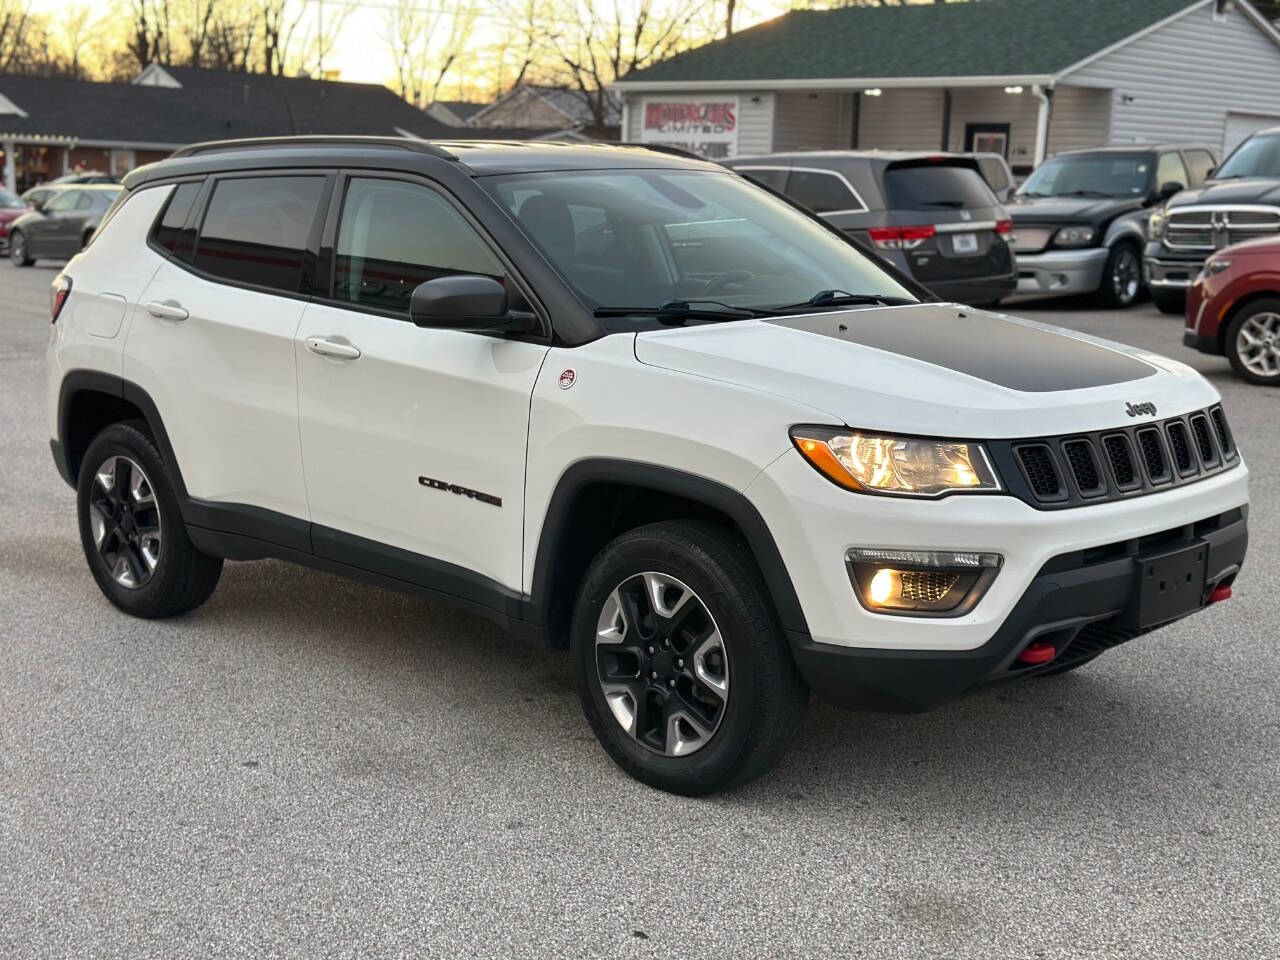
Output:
[[703, 270, 756, 295]]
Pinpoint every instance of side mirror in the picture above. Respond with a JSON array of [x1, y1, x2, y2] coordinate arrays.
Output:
[[409, 275, 534, 333], [1158, 181, 1184, 200]]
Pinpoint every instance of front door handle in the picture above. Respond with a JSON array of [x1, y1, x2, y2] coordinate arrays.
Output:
[[146, 300, 188, 321], [305, 337, 361, 360]]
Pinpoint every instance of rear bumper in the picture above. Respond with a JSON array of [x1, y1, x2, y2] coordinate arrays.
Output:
[[923, 269, 1017, 305], [790, 506, 1248, 713], [1014, 247, 1108, 296]]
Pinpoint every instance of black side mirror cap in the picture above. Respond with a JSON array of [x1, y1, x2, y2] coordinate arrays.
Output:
[[409, 275, 535, 334]]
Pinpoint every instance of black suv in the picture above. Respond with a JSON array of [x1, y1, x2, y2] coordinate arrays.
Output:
[[1146, 128, 1280, 314], [1009, 144, 1217, 308], [725, 151, 1015, 306]]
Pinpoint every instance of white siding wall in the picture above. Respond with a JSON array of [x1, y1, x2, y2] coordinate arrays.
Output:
[[1046, 85, 1112, 156], [858, 88, 946, 151], [621, 91, 775, 157], [1064, 1, 1280, 152]]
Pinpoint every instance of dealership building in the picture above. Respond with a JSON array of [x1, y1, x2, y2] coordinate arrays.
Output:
[[614, 0, 1280, 172]]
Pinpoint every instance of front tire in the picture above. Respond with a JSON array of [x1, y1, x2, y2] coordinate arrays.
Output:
[[77, 421, 222, 618], [1225, 298, 1280, 385], [571, 520, 808, 795], [9, 229, 32, 266], [1151, 287, 1185, 315], [1098, 243, 1142, 308]]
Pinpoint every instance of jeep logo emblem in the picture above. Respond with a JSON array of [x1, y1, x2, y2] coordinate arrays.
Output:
[[1125, 401, 1158, 417]]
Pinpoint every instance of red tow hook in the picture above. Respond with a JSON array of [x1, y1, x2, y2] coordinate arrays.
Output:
[[1017, 641, 1057, 666], [1208, 583, 1233, 604]]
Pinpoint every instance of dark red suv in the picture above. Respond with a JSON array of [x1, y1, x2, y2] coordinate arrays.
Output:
[[1185, 236, 1280, 385]]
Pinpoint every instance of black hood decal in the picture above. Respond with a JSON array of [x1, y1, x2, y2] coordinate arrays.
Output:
[[768, 306, 1157, 393]]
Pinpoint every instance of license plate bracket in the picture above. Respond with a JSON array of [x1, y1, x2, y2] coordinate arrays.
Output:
[[1127, 540, 1208, 629], [952, 232, 978, 255]]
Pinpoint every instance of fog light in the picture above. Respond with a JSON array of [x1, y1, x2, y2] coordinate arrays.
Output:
[[848, 548, 1002, 616]]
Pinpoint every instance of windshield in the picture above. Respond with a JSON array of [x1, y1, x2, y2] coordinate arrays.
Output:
[[481, 169, 916, 321], [1215, 134, 1280, 179], [0, 189, 22, 208], [1018, 152, 1153, 198]]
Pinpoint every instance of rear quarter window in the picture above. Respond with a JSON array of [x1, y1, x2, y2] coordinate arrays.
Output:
[[882, 163, 997, 210], [150, 182, 202, 257]]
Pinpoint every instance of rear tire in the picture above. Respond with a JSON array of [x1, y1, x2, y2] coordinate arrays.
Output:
[[9, 229, 32, 266], [571, 520, 808, 795], [1151, 287, 1185, 316], [77, 421, 222, 618], [1224, 298, 1280, 385], [1098, 243, 1142, 308]]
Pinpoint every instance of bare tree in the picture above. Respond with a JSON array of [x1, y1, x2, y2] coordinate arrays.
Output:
[[386, 0, 481, 107]]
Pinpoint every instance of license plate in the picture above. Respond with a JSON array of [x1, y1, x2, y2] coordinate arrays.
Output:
[[1129, 541, 1208, 629], [952, 232, 978, 254]]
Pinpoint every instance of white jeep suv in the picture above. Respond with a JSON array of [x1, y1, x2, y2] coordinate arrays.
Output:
[[47, 138, 1249, 794]]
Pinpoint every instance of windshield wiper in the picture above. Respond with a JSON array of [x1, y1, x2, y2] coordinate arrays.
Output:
[[771, 290, 917, 312], [1054, 189, 1115, 198], [592, 299, 771, 325]]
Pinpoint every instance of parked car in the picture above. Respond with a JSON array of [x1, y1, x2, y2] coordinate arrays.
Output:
[[969, 151, 1017, 202], [52, 171, 122, 185], [1184, 236, 1280, 385], [1009, 144, 1218, 307], [1147, 127, 1280, 315], [725, 151, 1016, 306], [8, 184, 122, 266], [0, 188, 27, 252], [47, 137, 1247, 794], [21, 185, 58, 210]]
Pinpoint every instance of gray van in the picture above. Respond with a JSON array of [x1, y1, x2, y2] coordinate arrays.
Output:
[[725, 151, 1016, 306]]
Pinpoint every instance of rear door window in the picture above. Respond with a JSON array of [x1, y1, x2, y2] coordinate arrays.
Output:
[[785, 169, 863, 214], [882, 163, 997, 210], [1184, 150, 1216, 185], [193, 175, 325, 293], [334, 177, 503, 315], [976, 157, 1009, 193], [1156, 152, 1189, 191]]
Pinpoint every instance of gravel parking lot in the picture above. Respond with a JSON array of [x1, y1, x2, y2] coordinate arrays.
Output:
[[1, 261, 1276, 959]]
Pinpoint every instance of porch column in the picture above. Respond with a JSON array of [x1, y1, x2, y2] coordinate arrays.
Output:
[[940, 89, 952, 151], [849, 92, 860, 148], [2, 140, 14, 193], [1032, 84, 1054, 166]]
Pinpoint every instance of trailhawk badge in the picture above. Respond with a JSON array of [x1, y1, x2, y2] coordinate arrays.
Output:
[[559, 369, 577, 390]]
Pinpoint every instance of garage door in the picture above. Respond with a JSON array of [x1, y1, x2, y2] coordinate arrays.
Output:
[[1223, 112, 1280, 157]]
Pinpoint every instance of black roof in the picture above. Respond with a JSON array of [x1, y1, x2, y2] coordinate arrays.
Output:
[[0, 67, 553, 146], [126, 136, 719, 187]]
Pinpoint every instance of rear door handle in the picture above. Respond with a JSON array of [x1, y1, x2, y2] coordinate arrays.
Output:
[[305, 337, 361, 360], [146, 300, 188, 321]]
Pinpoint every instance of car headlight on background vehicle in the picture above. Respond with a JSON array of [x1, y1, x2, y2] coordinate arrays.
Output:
[[790, 427, 1002, 497], [1203, 257, 1232, 276], [1148, 207, 1168, 240], [1051, 225, 1096, 248]]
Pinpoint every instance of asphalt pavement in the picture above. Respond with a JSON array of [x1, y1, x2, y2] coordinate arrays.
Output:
[[1, 262, 1276, 958]]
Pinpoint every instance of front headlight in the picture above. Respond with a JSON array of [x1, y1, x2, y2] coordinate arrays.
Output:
[[790, 427, 1002, 497], [1203, 257, 1232, 276], [1051, 225, 1096, 248], [1148, 207, 1167, 240]]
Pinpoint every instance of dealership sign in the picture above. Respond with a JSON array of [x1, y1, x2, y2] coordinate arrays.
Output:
[[639, 97, 740, 159]]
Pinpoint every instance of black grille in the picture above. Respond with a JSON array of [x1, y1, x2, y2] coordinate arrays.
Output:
[[1102, 434, 1138, 489], [1190, 414, 1218, 466], [1062, 439, 1104, 496], [1016, 445, 1063, 499], [1166, 421, 1195, 475], [1136, 428, 1170, 483], [1211, 407, 1235, 459], [900, 571, 960, 603]]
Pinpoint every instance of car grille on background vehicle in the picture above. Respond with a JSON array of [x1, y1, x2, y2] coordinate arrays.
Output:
[[1010, 226, 1054, 254], [998, 406, 1238, 508], [1164, 207, 1280, 251]]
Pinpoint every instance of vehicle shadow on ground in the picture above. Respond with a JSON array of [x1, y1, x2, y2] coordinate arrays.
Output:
[[156, 554, 1228, 823]]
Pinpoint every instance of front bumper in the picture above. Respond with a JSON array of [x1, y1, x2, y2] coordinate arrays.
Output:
[[1014, 247, 1108, 296], [1183, 330, 1222, 355], [1144, 247, 1205, 291], [921, 269, 1018, 306], [790, 506, 1246, 712]]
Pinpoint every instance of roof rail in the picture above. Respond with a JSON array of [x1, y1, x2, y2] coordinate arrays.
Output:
[[170, 135, 456, 160], [626, 143, 709, 162]]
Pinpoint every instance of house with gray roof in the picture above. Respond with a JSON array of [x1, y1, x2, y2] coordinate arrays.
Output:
[[613, 0, 1280, 171]]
